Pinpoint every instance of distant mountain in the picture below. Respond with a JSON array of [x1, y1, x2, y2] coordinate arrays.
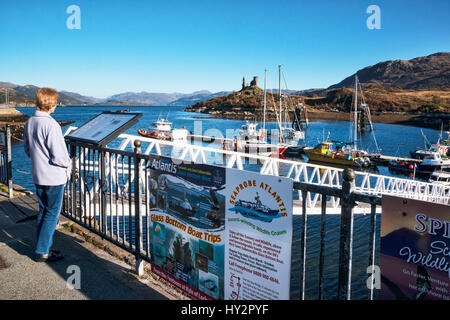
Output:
[[329, 52, 450, 90], [103, 90, 231, 106], [167, 91, 231, 106], [0, 83, 231, 106], [0, 83, 86, 105], [60, 91, 103, 104], [0, 82, 17, 89], [105, 91, 184, 105]]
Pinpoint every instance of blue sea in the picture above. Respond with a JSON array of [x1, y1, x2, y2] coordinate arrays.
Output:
[[14, 105, 443, 300]]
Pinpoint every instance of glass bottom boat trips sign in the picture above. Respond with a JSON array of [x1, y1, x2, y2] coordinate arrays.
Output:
[[148, 155, 293, 300], [380, 195, 450, 300], [148, 155, 226, 300], [224, 170, 293, 300]]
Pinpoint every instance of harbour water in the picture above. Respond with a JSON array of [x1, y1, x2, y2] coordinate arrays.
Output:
[[14, 105, 443, 191], [14, 105, 443, 299]]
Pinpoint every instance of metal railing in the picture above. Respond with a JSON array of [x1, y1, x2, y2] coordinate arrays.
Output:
[[0, 126, 13, 198], [61, 137, 391, 300], [63, 126, 450, 209], [294, 174, 380, 300]]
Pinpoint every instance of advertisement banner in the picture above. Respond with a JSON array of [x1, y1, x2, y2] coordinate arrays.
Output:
[[148, 155, 226, 300], [224, 169, 293, 300], [380, 195, 450, 300]]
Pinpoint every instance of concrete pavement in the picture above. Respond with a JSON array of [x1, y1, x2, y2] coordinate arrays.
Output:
[[0, 194, 186, 300]]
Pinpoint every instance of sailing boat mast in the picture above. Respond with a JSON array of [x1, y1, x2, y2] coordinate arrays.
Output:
[[3, 88, 8, 106], [263, 69, 267, 132], [357, 79, 374, 131], [353, 75, 358, 151], [278, 65, 284, 141]]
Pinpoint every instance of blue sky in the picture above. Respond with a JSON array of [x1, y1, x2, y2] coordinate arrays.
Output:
[[1, 0, 449, 98]]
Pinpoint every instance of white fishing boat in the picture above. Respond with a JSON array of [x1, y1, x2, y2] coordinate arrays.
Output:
[[275, 66, 306, 149], [171, 126, 189, 141], [417, 152, 450, 173], [428, 171, 450, 189], [260, 66, 307, 158], [233, 69, 286, 157], [410, 129, 449, 160], [138, 115, 188, 141], [238, 121, 264, 141]]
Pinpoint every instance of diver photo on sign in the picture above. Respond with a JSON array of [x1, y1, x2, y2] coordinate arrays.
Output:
[[148, 155, 226, 300]]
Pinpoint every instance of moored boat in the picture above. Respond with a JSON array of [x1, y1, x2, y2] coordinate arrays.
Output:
[[238, 121, 264, 141], [388, 159, 417, 173], [417, 152, 450, 173], [410, 143, 449, 160], [304, 141, 372, 168], [138, 117, 188, 141], [428, 171, 450, 189], [305, 75, 377, 169], [224, 137, 279, 157]]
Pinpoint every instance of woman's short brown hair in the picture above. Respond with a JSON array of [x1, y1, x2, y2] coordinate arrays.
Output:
[[36, 88, 58, 111]]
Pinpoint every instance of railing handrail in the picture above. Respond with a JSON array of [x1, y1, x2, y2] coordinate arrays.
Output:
[[63, 126, 450, 206]]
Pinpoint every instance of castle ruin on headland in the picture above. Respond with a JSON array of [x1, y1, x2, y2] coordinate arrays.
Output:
[[242, 76, 259, 90]]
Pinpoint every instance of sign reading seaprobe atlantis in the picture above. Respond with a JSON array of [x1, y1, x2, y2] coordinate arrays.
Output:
[[380, 195, 450, 300], [224, 169, 293, 300]]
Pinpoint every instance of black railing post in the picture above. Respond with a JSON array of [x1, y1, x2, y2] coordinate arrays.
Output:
[[337, 168, 356, 300], [70, 143, 77, 218], [6, 125, 13, 198], [100, 149, 107, 236], [133, 139, 144, 276]]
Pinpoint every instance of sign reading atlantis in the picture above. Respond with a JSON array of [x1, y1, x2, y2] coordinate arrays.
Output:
[[147, 155, 293, 300]]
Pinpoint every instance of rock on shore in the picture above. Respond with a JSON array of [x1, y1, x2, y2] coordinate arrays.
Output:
[[0, 108, 74, 142]]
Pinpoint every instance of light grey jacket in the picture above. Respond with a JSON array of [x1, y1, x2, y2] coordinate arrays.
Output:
[[24, 110, 71, 186]]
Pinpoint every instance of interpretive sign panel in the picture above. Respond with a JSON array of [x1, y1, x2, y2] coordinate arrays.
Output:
[[224, 170, 293, 300], [380, 195, 450, 300], [65, 111, 142, 146]]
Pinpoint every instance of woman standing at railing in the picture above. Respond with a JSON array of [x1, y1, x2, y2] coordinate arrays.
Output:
[[24, 88, 71, 262]]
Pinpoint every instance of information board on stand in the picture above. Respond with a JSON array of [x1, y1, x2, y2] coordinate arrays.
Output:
[[65, 111, 142, 146]]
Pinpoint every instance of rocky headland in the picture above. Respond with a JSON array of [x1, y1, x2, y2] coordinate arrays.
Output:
[[184, 53, 450, 130]]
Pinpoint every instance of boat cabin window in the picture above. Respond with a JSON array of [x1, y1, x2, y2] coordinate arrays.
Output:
[[430, 175, 450, 183], [423, 153, 441, 160]]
